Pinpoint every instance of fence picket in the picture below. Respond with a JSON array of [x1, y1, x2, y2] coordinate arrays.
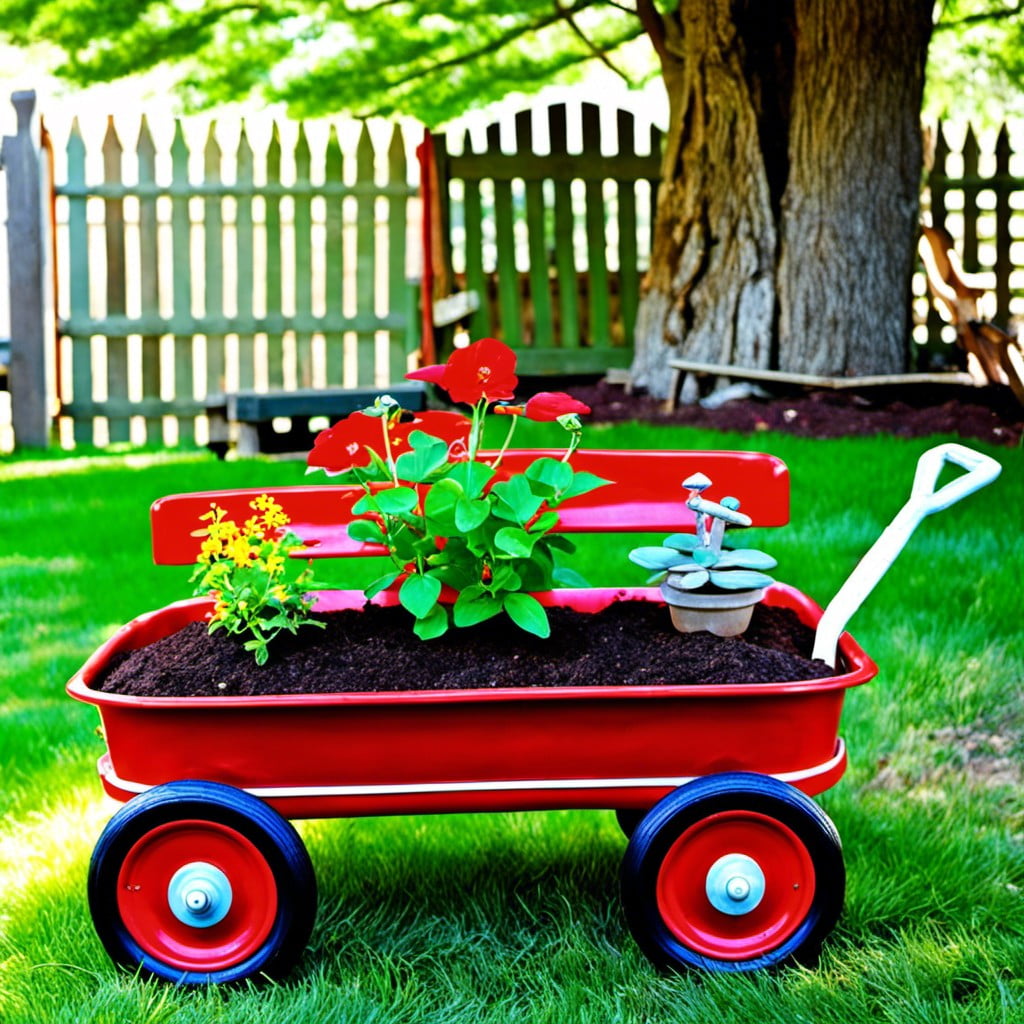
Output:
[[102, 117, 130, 443], [323, 125, 344, 385], [264, 124, 285, 390], [235, 123, 256, 391], [203, 123, 226, 399], [355, 123, 377, 386], [137, 116, 163, 442], [64, 117, 92, 444], [549, 105, 580, 351], [293, 124, 314, 387], [170, 120, 195, 443]]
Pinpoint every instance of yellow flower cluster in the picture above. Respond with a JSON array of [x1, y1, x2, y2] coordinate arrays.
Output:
[[197, 495, 291, 569]]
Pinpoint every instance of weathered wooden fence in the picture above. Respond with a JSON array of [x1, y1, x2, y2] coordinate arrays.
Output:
[[50, 108, 418, 446], [918, 120, 1024, 363], [428, 102, 662, 376]]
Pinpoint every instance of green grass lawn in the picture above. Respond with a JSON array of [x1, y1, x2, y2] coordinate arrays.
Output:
[[1, 423, 1022, 1022]]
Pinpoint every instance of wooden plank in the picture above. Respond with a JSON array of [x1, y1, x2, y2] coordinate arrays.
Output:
[[203, 123, 227, 398], [581, 104, 611, 348], [516, 110, 554, 349], [994, 125, 1012, 326], [264, 124, 285, 389], [548, 104, 580, 350], [354, 122, 377, 385], [386, 123, 410, 375], [102, 116, 130, 442], [516, 346, 632, 375], [961, 124, 980, 271], [460, 130, 489, 341], [616, 109, 640, 349], [293, 123, 314, 387], [668, 358, 977, 394], [235, 124, 256, 390], [323, 124, 345, 385], [488, 122, 521, 344], [170, 119, 195, 443], [136, 116, 163, 443], [65, 117, 93, 445]]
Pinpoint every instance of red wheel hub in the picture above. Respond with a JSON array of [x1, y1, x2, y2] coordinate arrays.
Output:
[[656, 810, 815, 960], [117, 820, 278, 972]]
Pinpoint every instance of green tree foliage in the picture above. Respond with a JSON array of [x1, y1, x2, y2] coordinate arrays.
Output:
[[0, 0, 650, 122], [2, 1, 1022, 123], [927, 1, 1024, 121]]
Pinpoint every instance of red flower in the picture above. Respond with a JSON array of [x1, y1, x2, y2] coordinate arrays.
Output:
[[307, 410, 470, 474], [407, 337, 518, 406], [523, 392, 592, 422]]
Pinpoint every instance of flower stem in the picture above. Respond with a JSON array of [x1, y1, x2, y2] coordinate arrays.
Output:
[[492, 413, 519, 468]]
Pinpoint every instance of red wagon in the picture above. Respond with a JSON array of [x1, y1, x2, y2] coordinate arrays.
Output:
[[67, 444, 998, 983]]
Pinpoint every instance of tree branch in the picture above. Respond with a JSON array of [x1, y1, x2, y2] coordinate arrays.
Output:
[[554, 0, 632, 82], [355, 0, 608, 102], [934, 0, 1023, 31]]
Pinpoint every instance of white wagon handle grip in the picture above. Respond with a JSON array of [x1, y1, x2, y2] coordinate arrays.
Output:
[[811, 443, 1002, 667]]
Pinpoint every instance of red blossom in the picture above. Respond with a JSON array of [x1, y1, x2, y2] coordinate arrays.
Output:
[[407, 337, 518, 406], [523, 392, 592, 422], [307, 410, 470, 474]]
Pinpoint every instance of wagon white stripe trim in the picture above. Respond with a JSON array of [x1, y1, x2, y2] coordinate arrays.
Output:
[[98, 740, 845, 800]]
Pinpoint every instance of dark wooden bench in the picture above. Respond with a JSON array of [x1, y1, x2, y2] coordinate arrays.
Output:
[[205, 383, 427, 457]]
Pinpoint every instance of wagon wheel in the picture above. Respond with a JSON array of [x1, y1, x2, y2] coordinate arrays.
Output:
[[620, 772, 844, 973], [88, 780, 317, 984]]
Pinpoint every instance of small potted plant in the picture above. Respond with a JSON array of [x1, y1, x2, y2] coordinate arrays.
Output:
[[629, 472, 777, 636]]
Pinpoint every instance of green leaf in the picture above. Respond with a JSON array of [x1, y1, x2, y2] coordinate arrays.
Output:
[[490, 476, 545, 524], [708, 569, 774, 590], [629, 546, 686, 570], [490, 564, 522, 592], [399, 572, 442, 618], [494, 526, 536, 557], [503, 592, 551, 638], [347, 519, 383, 543], [677, 569, 710, 590], [715, 549, 778, 570], [445, 460, 495, 498], [692, 548, 719, 567], [528, 510, 560, 535], [559, 471, 610, 502], [663, 532, 698, 552], [453, 589, 504, 627], [423, 476, 462, 530], [552, 566, 590, 588], [374, 486, 419, 515], [364, 570, 401, 599], [524, 457, 573, 497], [455, 497, 490, 532], [394, 432, 450, 482], [413, 603, 449, 640]]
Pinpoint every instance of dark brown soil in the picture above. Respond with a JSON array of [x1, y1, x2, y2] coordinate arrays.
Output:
[[570, 380, 1022, 447], [96, 601, 835, 698]]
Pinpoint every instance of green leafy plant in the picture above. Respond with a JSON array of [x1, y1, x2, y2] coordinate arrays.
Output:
[[306, 337, 608, 640], [190, 493, 323, 664], [629, 472, 777, 592]]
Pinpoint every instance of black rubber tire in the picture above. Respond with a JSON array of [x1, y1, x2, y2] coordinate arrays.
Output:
[[620, 772, 844, 973], [88, 780, 317, 984]]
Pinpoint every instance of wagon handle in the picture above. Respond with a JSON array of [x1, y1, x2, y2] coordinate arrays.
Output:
[[811, 443, 1002, 667]]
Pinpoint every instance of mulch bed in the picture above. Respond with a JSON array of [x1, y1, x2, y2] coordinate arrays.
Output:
[[569, 380, 1023, 447], [96, 601, 835, 698]]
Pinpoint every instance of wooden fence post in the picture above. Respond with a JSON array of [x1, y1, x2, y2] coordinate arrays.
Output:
[[2, 90, 53, 448]]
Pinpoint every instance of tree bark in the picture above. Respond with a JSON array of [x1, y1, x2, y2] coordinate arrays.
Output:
[[630, 0, 934, 398]]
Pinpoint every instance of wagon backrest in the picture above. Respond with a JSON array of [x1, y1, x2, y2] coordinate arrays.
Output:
[[149, 449, 789, 565]]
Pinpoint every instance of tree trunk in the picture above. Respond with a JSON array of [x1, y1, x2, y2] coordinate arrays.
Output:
[[631, 0, 934, 398]]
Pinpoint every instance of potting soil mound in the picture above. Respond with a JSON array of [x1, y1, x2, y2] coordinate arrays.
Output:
[[97, 601, 835, 698]]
